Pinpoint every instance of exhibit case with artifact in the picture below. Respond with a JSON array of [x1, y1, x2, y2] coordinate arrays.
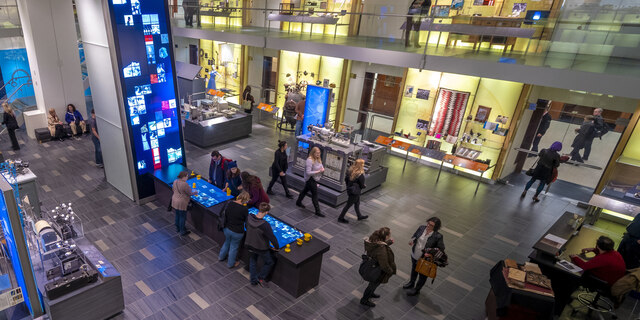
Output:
[[182, 91, 253, 147], [289, 123, 388, 206]]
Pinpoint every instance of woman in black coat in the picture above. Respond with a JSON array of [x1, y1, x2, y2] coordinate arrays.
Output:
[[2, 103, 19, 150], [404, 217, 445, 296], [338, 159, 368, 223], [522, 141, 562, 202], [266, 140, 293, 198]]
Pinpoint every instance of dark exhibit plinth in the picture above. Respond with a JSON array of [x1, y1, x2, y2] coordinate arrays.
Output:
[[38, 238, 124, 320], [183, 113, 252, 148], [152, 164, 330, 297], [528, 211, 584, 314]]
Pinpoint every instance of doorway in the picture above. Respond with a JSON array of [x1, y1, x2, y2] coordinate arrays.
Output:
[[262, 56, 278, 104], [357, 72, 402, 136], [189, 44, 198, 65]]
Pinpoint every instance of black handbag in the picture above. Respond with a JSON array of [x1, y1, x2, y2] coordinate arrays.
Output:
[[216, 201, 230, 231], [525, 158, 539, 176], [359, 254, 382, 282]]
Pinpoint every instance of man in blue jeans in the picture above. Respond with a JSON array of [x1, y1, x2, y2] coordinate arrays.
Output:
[[88, 109, 104, 168], [244, 202, 280, 287]]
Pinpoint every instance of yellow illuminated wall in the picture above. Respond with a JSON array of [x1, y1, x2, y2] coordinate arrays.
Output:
[[199, 0, 242, 27], [282, 0, 352, 36], [396, 68, 523, 177], [199, 40, 242, 104], [622, 123, 640, 160], [276, 50, 344, 123]]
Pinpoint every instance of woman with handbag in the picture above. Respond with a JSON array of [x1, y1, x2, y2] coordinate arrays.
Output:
[[172, 171, 198, 236], [404, 217, 444, 296], [521, 141, 562, 202], [219, 191, 250, 268], [338, 159, 368, 223], [361, 227, 396, 307], [242, 86, 255, 114]]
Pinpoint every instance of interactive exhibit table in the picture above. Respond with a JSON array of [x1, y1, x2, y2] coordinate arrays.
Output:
[[152, 164, 330, 297], [183, 113, 252, 148]]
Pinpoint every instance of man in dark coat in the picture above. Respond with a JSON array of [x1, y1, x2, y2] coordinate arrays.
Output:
[[582, 108, 607, 161], [530, 107, 552, 156], [570, 116, 595, 163]]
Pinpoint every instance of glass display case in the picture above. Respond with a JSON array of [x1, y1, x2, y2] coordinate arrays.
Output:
[[248, 207, 304, 247], [601, 156, 640, 206]]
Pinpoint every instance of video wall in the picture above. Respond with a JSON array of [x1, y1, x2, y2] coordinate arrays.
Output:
[[108, 0, 185, 179]]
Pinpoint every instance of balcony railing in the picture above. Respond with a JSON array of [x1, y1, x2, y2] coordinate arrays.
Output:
[[168, 3, 640, 78]]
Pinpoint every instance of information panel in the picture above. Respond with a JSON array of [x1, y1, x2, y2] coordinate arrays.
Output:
[[107, 0, 185, 198], [302, 85, 331, 135]]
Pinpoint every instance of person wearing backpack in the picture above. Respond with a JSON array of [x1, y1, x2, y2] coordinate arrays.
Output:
[[245, 203, 279, 287], [404, 217, 445, 296], [361, 227, 396, 307], [582, 108, 608, 161], [209, 150, 232, 189], [219, 191, 250, 268]]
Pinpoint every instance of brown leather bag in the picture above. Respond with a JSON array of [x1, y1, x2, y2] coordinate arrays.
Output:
[[415, 257, 438, 283]]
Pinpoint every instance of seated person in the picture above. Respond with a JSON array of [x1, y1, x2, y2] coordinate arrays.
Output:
[[47, 108, 65, 140], [618, 215, 640, 269], [570, 236, 626, 286], [65, 104, 86, 135]]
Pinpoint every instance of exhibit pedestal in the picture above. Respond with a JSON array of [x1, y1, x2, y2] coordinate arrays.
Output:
[[183, 114, 252, 148], [37, 239, 124, 320], [152, 165, 330, 298], [23, 110, 47, 140]]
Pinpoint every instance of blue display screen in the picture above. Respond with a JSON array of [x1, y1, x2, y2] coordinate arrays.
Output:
[[248, 207, 304, 247], [302, 85, 331, 135], [107, 0, 185, 179], [0, 190, 36, 312], [187, 178, 233, 207]]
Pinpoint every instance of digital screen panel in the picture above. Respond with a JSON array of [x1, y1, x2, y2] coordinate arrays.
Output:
[[108, 0, 185, 197], [302, 85, 331, 135]]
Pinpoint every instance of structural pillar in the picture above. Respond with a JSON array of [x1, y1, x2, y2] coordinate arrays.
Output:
[[16, 0, 87, 120]]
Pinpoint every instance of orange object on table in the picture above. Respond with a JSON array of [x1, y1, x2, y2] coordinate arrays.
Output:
[[443, 154, 489, 172], [375, 136, 393, 146]]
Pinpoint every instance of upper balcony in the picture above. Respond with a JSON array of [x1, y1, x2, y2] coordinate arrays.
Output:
[[169, 1, 640, 99]]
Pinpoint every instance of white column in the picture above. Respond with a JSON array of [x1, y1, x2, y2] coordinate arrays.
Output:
[[74, 0, 137, 200], [16, 0, 87, 119]]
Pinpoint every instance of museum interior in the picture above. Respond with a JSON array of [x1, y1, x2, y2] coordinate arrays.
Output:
[[0, 0, 639, 319]]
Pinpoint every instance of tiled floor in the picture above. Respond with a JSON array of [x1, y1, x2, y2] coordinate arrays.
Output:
[[4, 120, 638, 319]]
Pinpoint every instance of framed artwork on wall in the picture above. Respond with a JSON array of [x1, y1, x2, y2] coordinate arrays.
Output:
[[416, 89, 430, 100], [475, 106, 491, 122], [404, 86, 414, 97], [451, 0, 464, 9], [428, 88, 471, 138]]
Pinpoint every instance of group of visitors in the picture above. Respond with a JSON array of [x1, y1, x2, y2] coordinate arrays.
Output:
[[2, 103, 102, 167], [360, 217, 448, 307]]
